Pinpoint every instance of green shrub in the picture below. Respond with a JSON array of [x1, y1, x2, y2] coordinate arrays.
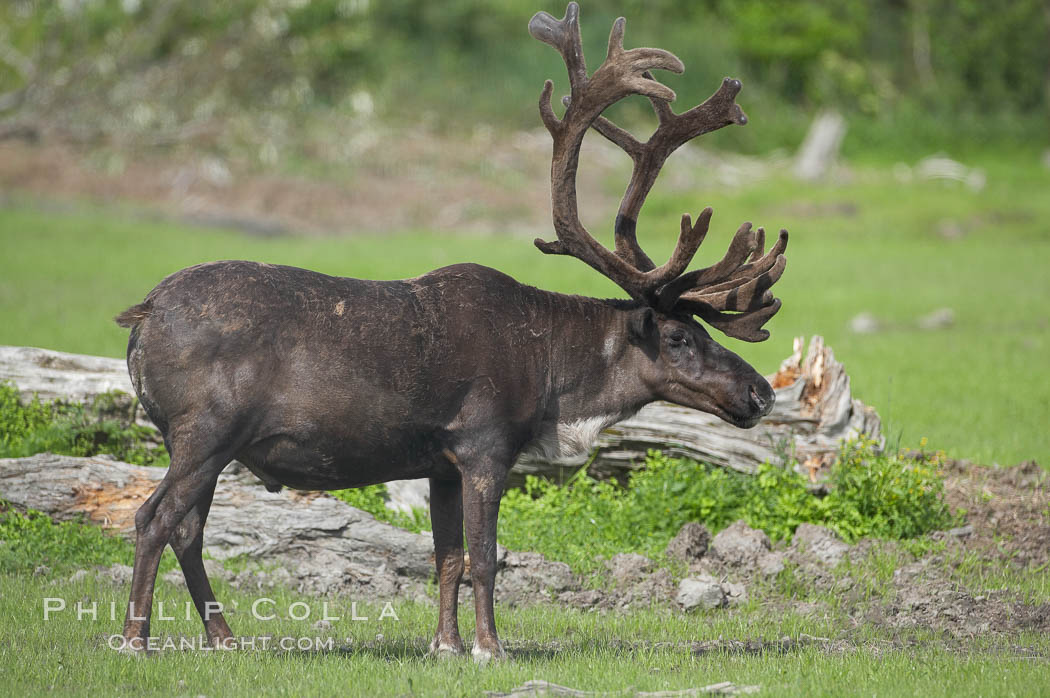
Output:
[[0, 380, 53, 447], [0, 382, 169, 467], [818, 437, 955, 541], [497, 438, 956, 572]]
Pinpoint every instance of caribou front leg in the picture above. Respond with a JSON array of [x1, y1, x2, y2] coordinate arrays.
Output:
[[461, 463, 509, 662]]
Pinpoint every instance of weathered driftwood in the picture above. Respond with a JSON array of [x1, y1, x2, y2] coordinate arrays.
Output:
[[0, 337, 880, 491], [0, 453, 584, 605], [0, 345, 133, 402], [0, 452, 434, 597]]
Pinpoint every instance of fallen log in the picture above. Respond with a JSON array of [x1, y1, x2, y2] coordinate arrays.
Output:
[[0, 345, 133, 403], [0, 453, 587, 606], [0, 452, 434, 598], [0, 336, 881, 491]]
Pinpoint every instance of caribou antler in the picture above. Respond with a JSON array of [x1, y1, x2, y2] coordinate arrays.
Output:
[[530, 2, 788, 341]]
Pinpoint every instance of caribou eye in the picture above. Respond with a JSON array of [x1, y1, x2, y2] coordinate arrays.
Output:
[[668, 331, 688, 347]]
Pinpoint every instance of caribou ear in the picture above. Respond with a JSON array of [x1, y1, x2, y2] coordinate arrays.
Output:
[[628, 307, 657, 340]]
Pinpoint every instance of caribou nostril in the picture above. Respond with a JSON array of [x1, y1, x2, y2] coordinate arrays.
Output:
[[748, 384, 768, 412]]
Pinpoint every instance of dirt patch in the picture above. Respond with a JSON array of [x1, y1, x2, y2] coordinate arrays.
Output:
[[691, 634, 855, 657], [855, 457, 1050, 636], [940, 458, 1050, 570], [873, 555, 1050, 635], [0, 134, 612, 237]]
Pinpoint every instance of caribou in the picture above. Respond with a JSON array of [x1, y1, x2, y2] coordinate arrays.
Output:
[[114, 2, 788, 661]]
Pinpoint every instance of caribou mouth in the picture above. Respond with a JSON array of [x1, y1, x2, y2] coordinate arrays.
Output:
[[700, 402, 764, 430], [729, 412, 763, 429]]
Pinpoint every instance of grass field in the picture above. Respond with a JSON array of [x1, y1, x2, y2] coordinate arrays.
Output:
[[5, 571, 1049, 698], [2, 152, 1049, 694], [2, 155, 1048, 466]]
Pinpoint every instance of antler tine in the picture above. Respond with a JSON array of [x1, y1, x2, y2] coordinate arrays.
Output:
[[679, 252, 787, 312], [660, 228, 789, 341], [679, 297, 783, 343], [529, 2, 588, 99], [530, 3, 787, 337], [591, 75, 749, 274], [530, 2, 689, 303]]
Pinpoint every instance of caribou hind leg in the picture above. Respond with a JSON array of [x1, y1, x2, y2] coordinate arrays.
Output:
[[428, 476, 467, 656], [168, 483, 233, 646], [122, 429, 237, 650]]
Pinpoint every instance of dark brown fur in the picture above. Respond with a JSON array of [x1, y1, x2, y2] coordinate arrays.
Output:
[[115, 260, 774, 658], [114, 303, 152, 328]]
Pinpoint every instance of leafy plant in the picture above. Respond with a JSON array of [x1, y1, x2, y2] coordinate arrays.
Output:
[[497, 438, 957, 572], [329, 485, 431, 534], [819, 436, 955, 541], [0, 382, 169, 466]]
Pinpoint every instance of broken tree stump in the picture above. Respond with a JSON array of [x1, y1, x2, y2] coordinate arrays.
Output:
[[793, 110, 846, 181]]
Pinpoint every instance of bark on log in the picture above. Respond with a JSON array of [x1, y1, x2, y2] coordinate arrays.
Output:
[[0, 453, 434, 598], [0, 345, 132, 402], [0, 336, 881, 490]]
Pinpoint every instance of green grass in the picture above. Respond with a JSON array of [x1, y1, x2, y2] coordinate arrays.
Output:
[[1, 155, 1048, 467], [3, 571, 1049, 697]]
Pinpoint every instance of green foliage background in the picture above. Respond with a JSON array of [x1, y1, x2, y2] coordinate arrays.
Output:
[[1, 0, 1047, 158]]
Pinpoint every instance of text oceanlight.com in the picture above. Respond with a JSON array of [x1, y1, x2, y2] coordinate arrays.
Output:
[[108, 634, 341, 652]]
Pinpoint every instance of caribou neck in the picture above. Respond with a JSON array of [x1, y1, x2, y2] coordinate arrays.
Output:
[[542, 295, 654, 425]]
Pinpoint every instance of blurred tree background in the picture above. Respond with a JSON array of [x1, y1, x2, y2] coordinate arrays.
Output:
[[2, 1, 1049, 465], [1, 0, 1047, 163]]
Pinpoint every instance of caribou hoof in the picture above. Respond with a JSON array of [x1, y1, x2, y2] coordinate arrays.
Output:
[[429, 637, 466, 658], [471, 641, 506, 664]]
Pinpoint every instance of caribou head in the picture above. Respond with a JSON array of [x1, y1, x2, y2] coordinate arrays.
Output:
[[530, 2, 788, 428]]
